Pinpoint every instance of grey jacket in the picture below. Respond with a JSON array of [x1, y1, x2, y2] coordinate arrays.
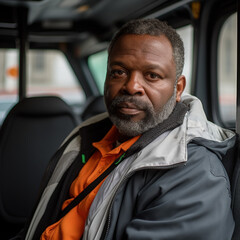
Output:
[[24, 94, 235, 240]]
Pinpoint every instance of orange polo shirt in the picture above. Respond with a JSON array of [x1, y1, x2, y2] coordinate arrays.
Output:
[[41, 126, 140, 240]]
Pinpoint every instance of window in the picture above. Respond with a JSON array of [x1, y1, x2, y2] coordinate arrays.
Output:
[[88, 25, 193, 95], [176, 25, 193, 94], [27, 50, 85, 106], [0, 49, 85, 123], [88, 50, 108, 94], [0, 49, 18, 123], [218, 13, 237, 126]]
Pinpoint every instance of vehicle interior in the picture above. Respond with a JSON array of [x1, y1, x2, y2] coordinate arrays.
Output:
[[0, 0, 239, 239]]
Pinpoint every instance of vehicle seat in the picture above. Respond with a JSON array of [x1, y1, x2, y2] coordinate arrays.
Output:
[[81, 95, 106, 121], [221, 138, 240, 240], [0, 96, 79, 239], [230, 143, 240, 240]]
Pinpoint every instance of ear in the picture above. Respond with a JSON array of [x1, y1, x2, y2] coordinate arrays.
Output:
[[175, 75, 186, 102]]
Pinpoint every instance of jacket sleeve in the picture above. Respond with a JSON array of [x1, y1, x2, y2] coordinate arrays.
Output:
[[118, 143, 235, 240]]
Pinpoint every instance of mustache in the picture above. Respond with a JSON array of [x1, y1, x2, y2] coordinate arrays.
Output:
[[109, 95, 150, 112]]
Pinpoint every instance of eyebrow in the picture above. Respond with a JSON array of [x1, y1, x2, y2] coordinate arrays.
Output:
[[108, 61, 125, 67], [143, 63, 163, 70], [109, 61, 163, 71]]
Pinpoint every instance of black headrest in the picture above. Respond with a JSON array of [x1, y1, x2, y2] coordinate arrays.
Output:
[[8, 96, 77, 117], [81, 95, 106, 121]]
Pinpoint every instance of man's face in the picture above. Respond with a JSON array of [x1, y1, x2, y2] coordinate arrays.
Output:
[[104, 34, 185, 138]]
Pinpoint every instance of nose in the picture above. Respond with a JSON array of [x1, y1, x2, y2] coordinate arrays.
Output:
[[121, 72, 144, 96]]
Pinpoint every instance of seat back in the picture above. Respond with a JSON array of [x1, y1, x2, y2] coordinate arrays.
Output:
[[221, 137, 240, 240], [231, 142, 240, 240], [0, 96, 79, 238], [81, 95, 106, 121]]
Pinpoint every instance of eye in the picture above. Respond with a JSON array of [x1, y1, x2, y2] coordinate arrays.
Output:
[[110, 69, 126, 78], [146, 72, 161, 81]]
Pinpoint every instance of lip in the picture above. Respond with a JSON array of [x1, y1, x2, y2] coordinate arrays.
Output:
[[117, 102, 143, 115]]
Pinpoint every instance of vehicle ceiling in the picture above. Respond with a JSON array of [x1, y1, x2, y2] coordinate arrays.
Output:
[[0, 0, 199, 45], [0, 0, 234, 52]]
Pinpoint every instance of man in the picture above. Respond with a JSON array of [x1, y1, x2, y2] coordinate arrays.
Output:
[[19, 19, 235, 240]]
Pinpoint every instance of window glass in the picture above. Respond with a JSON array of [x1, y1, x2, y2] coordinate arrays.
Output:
[[218, 13, 237, 125], [27, 50, 85, 106], [88, 50, 108, 94], [0, 49, 18, 123], [0, 49, 85, 124], [88, 25, 193, 95], [176, 25, 193, 94]]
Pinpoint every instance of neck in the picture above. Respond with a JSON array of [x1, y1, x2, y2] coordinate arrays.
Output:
[[114, 127, 134, 143], [117, 134, 132, 143]]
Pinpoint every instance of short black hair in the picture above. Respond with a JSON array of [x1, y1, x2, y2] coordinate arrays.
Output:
[[108, 19, 184, 80]]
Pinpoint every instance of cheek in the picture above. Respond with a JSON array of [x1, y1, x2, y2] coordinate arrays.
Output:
[[105, 79, 122, 97], [104, 81, 122, 105], [146, 85, 175, 111]]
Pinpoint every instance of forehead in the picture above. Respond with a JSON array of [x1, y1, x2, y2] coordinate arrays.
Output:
[[109, 34, 174, 62]]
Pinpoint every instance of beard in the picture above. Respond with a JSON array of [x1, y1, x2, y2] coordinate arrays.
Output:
[[106, 90, 177, 137]]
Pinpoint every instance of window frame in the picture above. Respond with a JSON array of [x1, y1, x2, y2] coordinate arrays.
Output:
[[191, 0, 236, 128], [211, 10, 237, 128], [216, 12, 237, 128]]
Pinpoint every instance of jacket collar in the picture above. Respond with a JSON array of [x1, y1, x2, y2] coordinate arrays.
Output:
[[78, 94, 235, 170], [79, 102, 188, 162]]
